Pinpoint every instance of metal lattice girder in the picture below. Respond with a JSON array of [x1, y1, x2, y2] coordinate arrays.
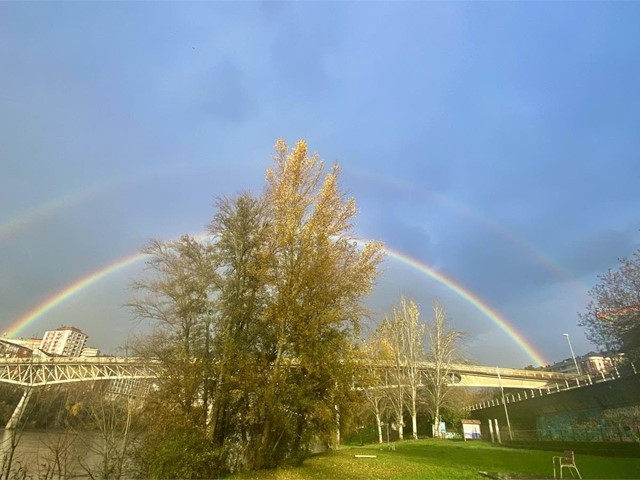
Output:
[[0, 357, 160, 387]]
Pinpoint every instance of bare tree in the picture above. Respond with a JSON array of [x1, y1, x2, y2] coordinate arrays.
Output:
[[398, 298, 425, 440], [359, 333, 389, 444], [1, 383, 73, 480], [579, 251, 640, 362], [67, 383, 142, 480], [423, 301, 464, 438], [376, 297, 426, 441], [38, 433, 77, 480], [1, 383, 36, 479], [378, 314, 406, 441]]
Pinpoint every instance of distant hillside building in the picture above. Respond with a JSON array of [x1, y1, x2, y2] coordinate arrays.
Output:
[[40, 326, 88, 357], [81, 347, 100, 357], [547, 352, 615, 375]]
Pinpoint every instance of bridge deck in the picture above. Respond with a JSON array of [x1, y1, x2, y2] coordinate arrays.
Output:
[[0, 357, 160, 387]]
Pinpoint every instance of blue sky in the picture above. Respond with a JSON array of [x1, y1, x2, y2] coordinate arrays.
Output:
[[1, 2, 639, 367]]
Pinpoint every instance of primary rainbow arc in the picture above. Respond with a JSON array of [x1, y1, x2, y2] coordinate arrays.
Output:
[[6, 238, 548, 366]]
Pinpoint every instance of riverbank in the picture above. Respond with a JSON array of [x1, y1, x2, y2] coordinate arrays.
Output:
[[1, 429, 106, 479]]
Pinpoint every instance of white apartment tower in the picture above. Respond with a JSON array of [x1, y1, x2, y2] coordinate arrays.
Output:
[[40, 326, 88, 357]]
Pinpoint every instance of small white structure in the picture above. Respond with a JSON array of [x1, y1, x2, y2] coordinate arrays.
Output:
[[81, 347, 100, 357], [461, 419, 482, 440]]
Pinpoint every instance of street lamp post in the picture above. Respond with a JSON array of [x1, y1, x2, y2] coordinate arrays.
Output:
[[496, 366, 513, 441], [563, 333, 581, 375]]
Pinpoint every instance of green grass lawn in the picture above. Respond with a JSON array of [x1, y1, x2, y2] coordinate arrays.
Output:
[[234, 439, 640, 479]]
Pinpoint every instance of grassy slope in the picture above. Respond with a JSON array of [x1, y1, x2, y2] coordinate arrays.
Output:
[[234, 439, 640, 479]]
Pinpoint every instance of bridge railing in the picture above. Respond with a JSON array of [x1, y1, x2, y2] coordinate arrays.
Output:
[[370, 361, 576, 382], [443, 362, 576, 381], [468, 362, 637, 411], [0, 356, 159, 365]]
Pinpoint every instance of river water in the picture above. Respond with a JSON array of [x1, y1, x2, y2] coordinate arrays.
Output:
[[1, 429, 107, 479]]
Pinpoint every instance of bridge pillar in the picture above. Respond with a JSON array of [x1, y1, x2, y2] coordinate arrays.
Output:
[[6, 388, 32, 430], [493, 418, 502, 444]]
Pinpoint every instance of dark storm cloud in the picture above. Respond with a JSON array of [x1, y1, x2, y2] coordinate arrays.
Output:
[[561, 227, 640, 280]]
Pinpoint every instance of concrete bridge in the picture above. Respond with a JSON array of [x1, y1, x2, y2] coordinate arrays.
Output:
[[378, 361, 575, 389], [434, 362, 573, 388]]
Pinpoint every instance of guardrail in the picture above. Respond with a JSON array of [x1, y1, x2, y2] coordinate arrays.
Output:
[[0, 356, 158, 364], [468, 363, 637, 411]]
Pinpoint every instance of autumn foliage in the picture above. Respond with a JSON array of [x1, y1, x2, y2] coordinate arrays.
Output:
[[129, 140, 384, 476]]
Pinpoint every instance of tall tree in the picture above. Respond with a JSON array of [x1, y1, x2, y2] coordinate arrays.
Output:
[[423, 301, 463, 438], [128, 236, 223, 477], [579, 250, 640, 363], [129, 236, 219, 422], [251, 139, 383, 467], [205, 192, 269, 468], [128, 139, 383, 475]]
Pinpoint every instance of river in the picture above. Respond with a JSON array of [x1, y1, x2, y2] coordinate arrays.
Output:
[[1, 429, 112, 479]]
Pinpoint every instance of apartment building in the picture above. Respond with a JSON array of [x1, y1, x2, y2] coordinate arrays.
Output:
[[40, 326, 88, 357]]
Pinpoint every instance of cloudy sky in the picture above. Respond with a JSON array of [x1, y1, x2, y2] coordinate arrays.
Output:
[[1, 2, 639, 368]]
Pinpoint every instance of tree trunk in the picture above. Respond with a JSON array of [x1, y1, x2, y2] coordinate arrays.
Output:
[[412, 414, 418, 440], [411, 397, 418, 439], [376, 414, 383, 444]]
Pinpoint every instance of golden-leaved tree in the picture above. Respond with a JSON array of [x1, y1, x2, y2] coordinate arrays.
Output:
[[129, 139, 383, 476]]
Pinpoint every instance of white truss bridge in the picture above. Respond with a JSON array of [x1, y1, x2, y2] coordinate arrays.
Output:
[[0, 357, 160, 429], [0, 357, 160, 387]]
